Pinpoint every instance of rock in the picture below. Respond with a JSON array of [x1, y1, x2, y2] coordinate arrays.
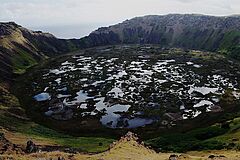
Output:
[[208, 155, 216, 159], [169, 154, 178, 160], [221, 122, 230, 129], [124, 132, 139, 141], [208, 155, 227, 159], [208, 105, 223, 113], [0, 132, 4, 138], [227, 142, 235, 149], [58, 157, 65, 160], [26, 140, 38, 153], [179, 154, 189, 159], [232, 138, 239, 142], [80, 121, 88, 125], [161, 120, 169, 126], [164, 113, 183, 121], [0, 133, 23, 154], [219, 155, 226, 158]]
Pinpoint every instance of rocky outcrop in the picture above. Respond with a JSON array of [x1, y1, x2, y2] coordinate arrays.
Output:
[[109, 131, 153, 152], [0, 133, 23, 154], [26, 140, 38, 153]]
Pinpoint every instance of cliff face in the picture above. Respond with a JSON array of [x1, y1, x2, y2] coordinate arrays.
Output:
[[0, 22, 77, 81], [80, 14, 240, 54]]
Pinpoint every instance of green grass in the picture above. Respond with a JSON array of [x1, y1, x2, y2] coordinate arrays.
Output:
[[0, 85, 115, 153], [206, 118, 240, 148], [146, 116, 240, 152], [66, 40, 79, 52], [11, 48, 38, 74], [218, 31, 240, 60], [220, 31, 240, 49], [20, 124, 115, 152], [0, 111, 114, 152], [0, 110, 115, 153], [145, 125, 228, 152]]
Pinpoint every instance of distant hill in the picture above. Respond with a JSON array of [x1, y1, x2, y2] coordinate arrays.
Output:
[[1, 14, 240, 82], [79, 14, 240, 57]]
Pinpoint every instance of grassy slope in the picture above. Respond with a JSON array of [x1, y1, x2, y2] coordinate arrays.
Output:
[[146, 116, 240, 152], [11, 48, 38, 74], [0, 85, 115, 153], [218, 31, 240, 59], [0, 28, 37, 74], [145, 89, 240, 152], [1, 136, 240, 160], [220, 31, 240, 49], [208, 118, 240, 147]]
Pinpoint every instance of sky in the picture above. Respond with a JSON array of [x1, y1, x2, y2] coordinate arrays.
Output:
[[0, 0, 240, 38]]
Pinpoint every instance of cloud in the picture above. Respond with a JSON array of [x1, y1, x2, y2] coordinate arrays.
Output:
[[0, 0, 239, 38], [173, 0, 197, 3]]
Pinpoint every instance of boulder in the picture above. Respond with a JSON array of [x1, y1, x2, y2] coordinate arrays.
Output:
[[26, 140, 38, 153], [169, 154, 178, 160]]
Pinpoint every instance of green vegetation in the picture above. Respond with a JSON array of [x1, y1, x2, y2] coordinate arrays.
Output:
[[19, 124, 115, 152], [218, 31, 240, 60], [11, 48, 38, 74], [66, 40, 79, 51], [0, 85, 115, 153], [220, 31, 240, 49], [0, 112, 114, 152], [146, 116, 240, 152], [228, 45, 240, 60], [146, 125, 227, 152]]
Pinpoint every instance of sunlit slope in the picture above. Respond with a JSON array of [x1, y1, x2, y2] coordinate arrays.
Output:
[[1, 132, 240, 160], [0, 22, 78, 80]]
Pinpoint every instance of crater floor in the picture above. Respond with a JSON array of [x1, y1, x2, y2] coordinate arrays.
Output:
[[16, 45, 240, 134]]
